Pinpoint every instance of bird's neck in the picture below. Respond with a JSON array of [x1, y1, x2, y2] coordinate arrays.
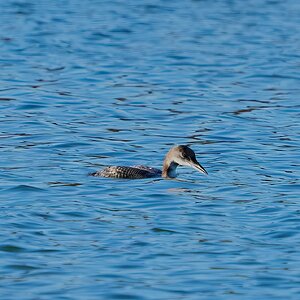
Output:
[[162, 160, 178, 178]]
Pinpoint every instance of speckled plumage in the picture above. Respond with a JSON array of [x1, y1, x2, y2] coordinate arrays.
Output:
[[91, 166, 161, 179]]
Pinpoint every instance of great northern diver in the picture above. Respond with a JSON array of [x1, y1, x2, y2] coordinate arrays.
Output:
[[91, 145, 207, 179]]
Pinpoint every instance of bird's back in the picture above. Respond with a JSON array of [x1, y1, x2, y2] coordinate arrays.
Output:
[[91, 165, 161, 179]]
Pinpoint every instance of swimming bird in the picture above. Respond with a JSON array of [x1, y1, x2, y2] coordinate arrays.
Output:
[[91, 145, 207, 179]]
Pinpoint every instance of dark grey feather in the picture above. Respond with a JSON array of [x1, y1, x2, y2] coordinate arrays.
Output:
[[91, 166, 161, 179]]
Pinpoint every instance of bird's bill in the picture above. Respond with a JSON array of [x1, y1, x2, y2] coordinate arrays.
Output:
[[190, 160, 208, 175]]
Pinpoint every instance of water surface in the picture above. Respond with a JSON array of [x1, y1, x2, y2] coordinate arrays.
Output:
[[1, 0, 300, 299]]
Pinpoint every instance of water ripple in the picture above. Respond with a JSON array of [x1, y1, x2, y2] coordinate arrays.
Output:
[[0, 0, 300, 299]]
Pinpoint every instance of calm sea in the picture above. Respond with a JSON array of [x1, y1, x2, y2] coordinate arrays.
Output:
[[1, 0, 300, 299]]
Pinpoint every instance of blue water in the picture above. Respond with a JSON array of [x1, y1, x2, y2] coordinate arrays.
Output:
[[1, 0, 300, 299]]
